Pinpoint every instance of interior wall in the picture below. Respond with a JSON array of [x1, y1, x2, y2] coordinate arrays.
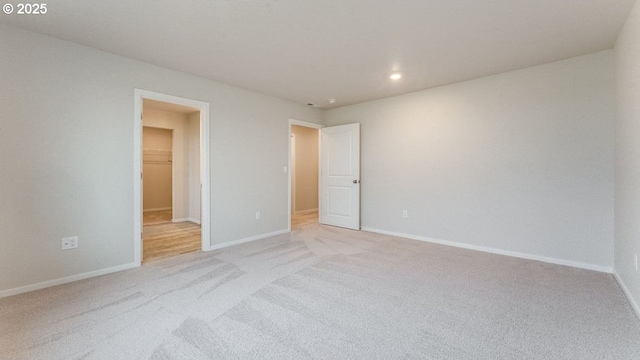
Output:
[[0, 24, 323, 295], [188, 112, 201, 223], [325, 51, 615, 270], [142, 127, 173, 211], [614, 0, 640, 313], [291, 125, 319, 213], [142, 107, 191, 221]]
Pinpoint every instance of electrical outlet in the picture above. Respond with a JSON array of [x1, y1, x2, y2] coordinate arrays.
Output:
[[61, 236, 78, 250], [256, 211, 261, 220], [402, 210, 408, 219]]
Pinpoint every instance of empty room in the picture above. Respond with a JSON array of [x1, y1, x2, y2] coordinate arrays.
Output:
[[1, 1, 640, 359]]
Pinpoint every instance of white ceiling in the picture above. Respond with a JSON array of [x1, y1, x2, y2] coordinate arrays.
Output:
[[2, 0, 636, 109]]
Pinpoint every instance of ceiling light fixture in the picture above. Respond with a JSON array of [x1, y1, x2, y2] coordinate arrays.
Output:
[[328, 98, 336, 104], [390, 73, 402, 80]]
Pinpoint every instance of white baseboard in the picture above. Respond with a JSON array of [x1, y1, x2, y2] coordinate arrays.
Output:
[[0, 262, 139, 299], [172, 218, 200, 224], [613, 271, 640, 320], [0, 228, 288, 298], [143, 207, 171, 212], [294, 208, 318, 215], [207, 229, 289, 251], [362, 227, 613, 273]]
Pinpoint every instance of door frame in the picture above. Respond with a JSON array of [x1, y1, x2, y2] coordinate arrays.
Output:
[[134, 89, 212, 265], [288, 118, 323, 231], [290, 132, 296, 214]]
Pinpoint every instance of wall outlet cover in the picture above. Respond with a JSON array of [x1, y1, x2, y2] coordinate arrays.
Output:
[[61, 236, 78, 250]]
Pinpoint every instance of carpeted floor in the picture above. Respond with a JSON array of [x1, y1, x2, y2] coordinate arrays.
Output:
[[1, 223, 639, 359]]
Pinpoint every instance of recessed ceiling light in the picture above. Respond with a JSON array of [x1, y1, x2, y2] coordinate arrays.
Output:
[[390, 73, 402, 80], [328, 98, 336, 104]]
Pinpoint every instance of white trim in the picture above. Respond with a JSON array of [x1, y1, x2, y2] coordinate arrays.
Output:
[[295, 208, 319, 215], [143, 207, 172, 213], [134, 89, 212, 266], [200, 97, 212, 251], [172, 218, 191, 223], [0, 262, 138, 299], [291, 133, 296, 214], [362, 227, 613, 273], [171, 218, 201, 224], [613, 271, 640, 320], [290, 119, 324, 129], [288, 119, 324, 232], [208, 229, 290, 251]]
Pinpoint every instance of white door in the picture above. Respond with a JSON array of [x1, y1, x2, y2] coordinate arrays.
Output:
[[320, 123, 360, 230]]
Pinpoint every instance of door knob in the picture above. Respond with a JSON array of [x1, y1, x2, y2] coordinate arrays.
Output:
[[353, 180, 359, 184]]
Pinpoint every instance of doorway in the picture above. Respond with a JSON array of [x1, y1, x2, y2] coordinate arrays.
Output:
[[288, 119, 361, 231], [134, 89, 211, 265], [141, 101, 202, 262], [289, 119, 323, 230], [142, 126, 173, 224]]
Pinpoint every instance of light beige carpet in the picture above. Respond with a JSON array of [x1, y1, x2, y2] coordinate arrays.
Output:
[[1, 223, 639, 359]]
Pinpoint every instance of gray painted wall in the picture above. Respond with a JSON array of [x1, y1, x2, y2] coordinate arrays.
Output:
[[325, 51, 615, 270], [614, 0, 640, 315], [0, 24, 323, 294]]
